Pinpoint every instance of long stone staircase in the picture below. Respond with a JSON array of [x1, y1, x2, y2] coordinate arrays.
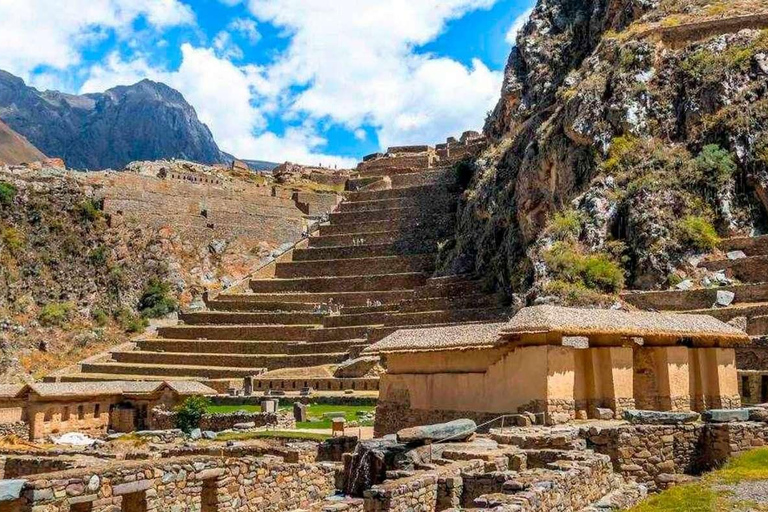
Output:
[[623, 235, 768, 404], [52, 139, 511, 389]]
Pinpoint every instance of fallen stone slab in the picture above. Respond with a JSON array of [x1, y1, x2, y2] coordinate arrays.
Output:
[[702, 408, 750, 423], [397, 419, 477, 444], [0, 480, 25, 501], [233, 422, 256, 430], [622, 410, 699, 425]]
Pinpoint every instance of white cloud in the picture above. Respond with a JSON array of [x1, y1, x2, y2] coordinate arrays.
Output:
[[0, 0, 195, 81], [246, 0, 503, 150], [229, 18, 260, 45], [213, 31, 244, 60], [354, 129, 367, 141], [506, 8, 533, 45]]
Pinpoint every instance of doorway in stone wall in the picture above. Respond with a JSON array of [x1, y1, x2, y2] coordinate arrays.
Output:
[[201, 479, 219, 512], [122, 492, 147, 512]]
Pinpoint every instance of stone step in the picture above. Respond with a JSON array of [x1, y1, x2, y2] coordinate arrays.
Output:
[[338, 196, 425, 213], [53, 374, 193, 383], [156, 324, 313, 341], [345, 184, 440, 203], [622, 283, 768, 311], [413, 279, 485, 298], [136, 339, 363, 355], [699, 255, 768, 283], [681, 302, 768, 323], [320, 213, 454, 236], [390, 169, 456, 189], [308, 326, 377, 343], [308, 230, 400, 248], [382, 308, 511, 327], [330, 206, 453, 225], [292, 244, 402, 261], [341, 304, 399, 315], [110, 351, 348, 370], [214, 290, 413, 307], [80, 362, 264, 379], [357, 166, 425, 178], [721, 235, 768, 256], [398, 294, 501, 313], [249, 273, 427, 293], [308, 230, 444, 252], [205, 300, 319, 312], [323, 312, 394, 329], [274, 255, 435, 279], [179, 311, 323, 325], [749, 315, 768, 336]]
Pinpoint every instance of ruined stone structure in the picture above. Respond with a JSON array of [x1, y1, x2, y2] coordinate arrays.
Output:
[[369, 306, 745, 435], [623, 235, 768, 406], [57, 136, 504, 389]]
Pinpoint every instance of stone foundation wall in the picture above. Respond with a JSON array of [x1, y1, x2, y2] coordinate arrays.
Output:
[[5, 455, 336, 511], [150, 409, 295, 431], [584, 422, 768, 491]]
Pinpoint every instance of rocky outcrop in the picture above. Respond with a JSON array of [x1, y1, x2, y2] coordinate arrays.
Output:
[[0, 120, 45, 165], [442, 0, 768, 300], [0, 70, 226, 170]]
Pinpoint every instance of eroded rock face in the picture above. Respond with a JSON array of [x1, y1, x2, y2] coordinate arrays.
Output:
[[0, 71, 226, 170], [442, 0, 768, 295]]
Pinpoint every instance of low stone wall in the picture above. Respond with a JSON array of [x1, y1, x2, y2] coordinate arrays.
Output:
[[150, 409, 295, 431], [5, 454, 336, 511], [584, 422, 768, 492], [211, 395, 378, 407], [0, 456, 98, 479], [0, 422, 29, 439]]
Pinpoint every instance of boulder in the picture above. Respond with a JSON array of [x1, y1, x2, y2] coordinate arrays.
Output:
[[0, 480, 25, 501], [233, 422, 256, 430], [189, 428, 202, 440], [622, 410, 699, 425], [727, 251, 747, 260], [202, 431, 217, 440], [701, 409, 750, 423], [594, 408, 615, 420], [715, 290, 736, 307], [396, 419, 477, 445]]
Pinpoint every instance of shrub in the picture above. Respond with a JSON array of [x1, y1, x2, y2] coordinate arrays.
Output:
[[677, 215, 720, 251], [0, 182, 17, 207], [114, 308, 148, 333], [1, 227, 24, 251], [548, 210, 582, 241], [91, 308, 109, 327], [76, 199, 102, 222], [138, 278, 177, 318], [88, 246, 108, 266], [542, 242, 625, 294], [690, 144, 736, 189], [175, 396, 211, 434], [38, 302, 74, 327], [544, 280, 611, 307]]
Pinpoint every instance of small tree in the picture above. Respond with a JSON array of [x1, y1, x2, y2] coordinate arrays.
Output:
[[174, 396, 210, 433], [138, 278, 177, 318]]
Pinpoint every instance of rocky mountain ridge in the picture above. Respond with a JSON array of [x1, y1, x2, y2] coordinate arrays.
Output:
[[0, 119, 45, 165], [0, 71, 227, 170], [440, 0, 768, 305]]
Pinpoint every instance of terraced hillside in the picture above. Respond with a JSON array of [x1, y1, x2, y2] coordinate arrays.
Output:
[[51, 137, 511, 390], [623, 235, 768, 405]]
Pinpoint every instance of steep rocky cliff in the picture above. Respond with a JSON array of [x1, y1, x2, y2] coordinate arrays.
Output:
[[440, 0, 768, 305], [0, 71, 226, 170]]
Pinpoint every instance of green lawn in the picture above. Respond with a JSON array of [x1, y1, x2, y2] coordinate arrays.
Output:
[[206, 403, 375, 430], [631, 448, 768, 512]]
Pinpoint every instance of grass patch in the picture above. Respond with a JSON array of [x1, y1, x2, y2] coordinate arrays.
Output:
[[632, 448, 768, 511], [0, 182, 17, 207], [207, 403, 375, 430], [676, 215, 720, 252], [542, 242, 625, 294], [215, 430, 331, 442], [38, 302, 75, 327], [631, 483, 719, 512]]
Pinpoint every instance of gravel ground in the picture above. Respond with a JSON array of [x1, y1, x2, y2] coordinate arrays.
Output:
[[716, 480, 768, 507]]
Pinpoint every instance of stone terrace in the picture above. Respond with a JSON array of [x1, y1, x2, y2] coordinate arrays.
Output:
[[54, 135, 510, 390], [623, 234, 768, 405]]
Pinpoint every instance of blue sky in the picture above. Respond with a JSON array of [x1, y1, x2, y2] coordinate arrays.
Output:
[[0, 0, 535, 167]]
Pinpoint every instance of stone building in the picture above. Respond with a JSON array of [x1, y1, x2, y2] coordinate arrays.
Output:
[[369, 306, 747, 435], [0, 381, 217, 441]]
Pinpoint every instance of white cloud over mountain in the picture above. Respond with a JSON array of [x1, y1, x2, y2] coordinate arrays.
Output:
[[0, 0, 507, 166]]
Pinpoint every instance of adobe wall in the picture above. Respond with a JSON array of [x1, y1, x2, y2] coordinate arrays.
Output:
[[27, 399, 112, 441], [3, 455, 336, 512], [376, 345, 739, 435]]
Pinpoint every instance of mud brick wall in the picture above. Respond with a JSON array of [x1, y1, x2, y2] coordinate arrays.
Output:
[[7, 455, 336, 512], [150, 409, 294, 431]]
